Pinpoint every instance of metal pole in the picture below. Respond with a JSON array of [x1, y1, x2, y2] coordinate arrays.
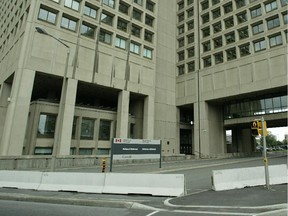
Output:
[[262, 117, 270, 189]]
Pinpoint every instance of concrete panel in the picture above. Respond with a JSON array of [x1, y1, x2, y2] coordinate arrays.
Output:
[[176, 81, 185, 97], [254, 59, 269, 81], [186, 78, 196, 96], [213, 71, 225, 90], [239, 63, 253, 84], [226, 67, 239, 87], [103, 173, 186, 196], [202, 74, 213, 92], [212, 164, 288, 191]]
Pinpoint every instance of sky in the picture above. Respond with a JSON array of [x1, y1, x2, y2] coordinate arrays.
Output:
[[268, 127, 288, 141]]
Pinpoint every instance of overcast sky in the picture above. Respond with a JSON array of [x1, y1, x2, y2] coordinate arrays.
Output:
[[268, 127, 288, 141]]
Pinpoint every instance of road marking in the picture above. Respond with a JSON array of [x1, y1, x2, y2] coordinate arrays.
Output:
[[172, 209, 253, 215], [145, 210, 159, 216]]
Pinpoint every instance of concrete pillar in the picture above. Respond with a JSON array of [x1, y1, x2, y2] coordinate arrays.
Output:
[[57, 78, 78, 155], [143, 95, 154, 139], [232, 128, 254, 153], [0, 83, 12, 144], [0, 69, 36, 155], [116, 90, 130, 138]]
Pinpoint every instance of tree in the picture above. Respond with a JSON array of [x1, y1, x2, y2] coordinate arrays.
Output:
[[260, 131, 277, 147]]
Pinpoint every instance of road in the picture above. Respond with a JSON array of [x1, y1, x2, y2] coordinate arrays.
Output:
[[0, 153, 287, 216]]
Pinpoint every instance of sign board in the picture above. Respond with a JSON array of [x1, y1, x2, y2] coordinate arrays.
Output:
[[110, 138, 162, 172]]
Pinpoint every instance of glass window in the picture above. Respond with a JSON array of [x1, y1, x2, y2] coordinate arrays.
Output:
[[236, 0, 246, 8], [134, 0, 143, 6], [223, 2, 233, 14], [238, 27, 249, 39], [237, 12, 247, 24], [265, 1, 277, 12], [143, 47, 152, 59], [281, 0, 288, 6], [119, 1, 129, 14], [187, 33, 194, 43], [213, 36, 222, 48], [254, 39, 266, 52], [117, 18, 128, 32], [187, 20, 194, 30], [99, 120, 111, 140], [252, 22, 264, 35], [178, 51, 185, 61], [225, 17, 234, 29], [131, 25, 141, 37], [281, 96, 288, 111], [38, 7, 57, 24], [178, 38, 184, 48], [212, 0, 220, 5], [37, 114, 56, 138], [202, 27, 210, 38], [201, 0, 209, 10], [61, 16, 77, 31], [178, 13, 185, 22], [269, 34, 282, 47], [212, 8, 221, 19], [187, 47, 194, 57], [101, 12, 113, 26], [203, 56, 211, 67], [79, 148, 93, 155], [187, 61, 195, 72], [178, 25, 185, 34], [115, 36, 126, 49], [225, 32, 235, 44], [178, 65, 185, 75], [250, 6, 262, 18], [203, 41, 211, 52], [99, 30, 112, 44], [213, 22, 222, 33], [226, 48, 236, 61], [130, 42, 140, 54], [145, 15, 154, 27], [144, 30, 153, 42], [239, 43, 251, 56], [64, 0, 80, 11], [214, 52, 223, 64], [146, 0, 154, 12], [202, 13, 209, 24], [72, 117, 77, 139], [103, 0, 115, 8], [187, 0, 193, 5], [178, 1, 184, 10], [84, 4, 97, 19], [283, 13, 288, 24], [267, 16, 280, 29], [81, 23, 95, 38], [133, 9, 142, 21], [187, 8, 194, 18], [34, 147, 53, 155], [81, 118, 94, 140]]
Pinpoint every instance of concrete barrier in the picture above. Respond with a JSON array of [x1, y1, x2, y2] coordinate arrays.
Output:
[[0, 170, 42, 190], [37, 172, 105, 193], [212, 164, 288, 191], [102, 173, 186, 196]]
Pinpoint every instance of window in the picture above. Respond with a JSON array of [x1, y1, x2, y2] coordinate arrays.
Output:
[[225, 17, 234, 29], [130, 42, 140, 54], [203, 41, 211, 52], [79, 148, 93, 155], [202, 13, 209, 24], [178, 25, 185, 34], [250, 6, 262, 18], [64, 0, 80, 11], [178, 1, 184, 10], [134, 0, 143, 5], [38, 7, 57, 24], [101, 12, 113, 26], [144, 30, 153, 42], [223, 2, 233, 14], [269, 34, 282, 47], [34, 147, 53, 155], [178, 51, 185, 61], [281, 0, 288, 6], [178, 38, 184, 48], [267, 16, 280, 29], [61, 16, 77, 31], [143, 47, 152, 59], [81, 23, 95, 38], [252, 22, 264, 35], [212, 8, 221, 19], [254, 39, 266, 52], [133, 9, 142, 21], [80, 118, 94, 140], [115, 36, 126, 49], [214, 52, 223, 64], [84, 4, 97, 19], [236, 0, 246, 8], [226, 48, 236, 61], [213, 22, 222, 33], [72, 117, 77, 139], [237, 12, 247, 24], [187, 0, 193, 5], [99, 30, 112, 44], [203, 56, 211, 67], [187, 61, 195, 72], [103, 0, 115, 8], [178, 13, 185, 22], [284, 13, 288, 24], [238, 27, 249, 39], [131, 25, 141, 37], [187, 47, 194, 57], [225, 32, 235, 44], [187, 33, 194, 43], [178, 65, 185, 75], [146, 0, 154, 12], [145, 15, 154, 27], [99, 120, 111, 140], [119, 1, 129, 14], [117, 18, 128, 32], [213, 36, 222, 48], [37, 114, 56, 138], [202, 27, 210, 37], [187, 20, 194, 30], [239, 43, 251, 56], [265, 1, 277, 12], [187, 8, 194, 18], [212, 0, 220, 5], [201, 0, 209, 11]]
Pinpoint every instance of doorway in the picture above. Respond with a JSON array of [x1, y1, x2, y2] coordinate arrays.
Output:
[[180, 129, 192, 155]]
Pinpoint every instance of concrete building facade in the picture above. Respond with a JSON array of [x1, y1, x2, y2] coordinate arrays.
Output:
[[0, 0, 287, 158]]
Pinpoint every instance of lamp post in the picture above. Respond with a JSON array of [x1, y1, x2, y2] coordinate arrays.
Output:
[[35, 27, 70, 171]]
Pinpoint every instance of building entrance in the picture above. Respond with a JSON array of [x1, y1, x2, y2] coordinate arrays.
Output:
[[180, 129, 192, 155]]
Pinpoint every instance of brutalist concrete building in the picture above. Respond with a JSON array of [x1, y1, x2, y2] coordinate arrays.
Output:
[[0, 0, 287, 158]]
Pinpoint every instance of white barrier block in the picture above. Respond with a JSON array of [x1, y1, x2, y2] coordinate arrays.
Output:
[[38, 172, 105, 193], [212, 164, 288, 191], [102, 173, 185, 197], [0, 170, 42, 190]]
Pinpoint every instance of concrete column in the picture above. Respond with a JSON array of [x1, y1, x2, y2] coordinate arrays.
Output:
[[0, 69, 36, 155], [0, 83, 12, 144], [143, 95, 154, 139], [57, 78, 78, 155], [116, 90, 130, 138]]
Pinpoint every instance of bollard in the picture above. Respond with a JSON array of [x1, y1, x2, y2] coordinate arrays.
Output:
[[102, 158, 106, 173]]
